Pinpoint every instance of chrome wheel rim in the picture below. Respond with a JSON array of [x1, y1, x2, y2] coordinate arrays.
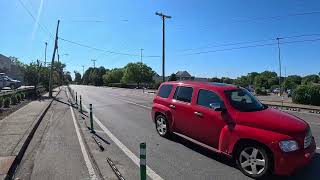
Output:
[[156, 117, 167, 135], [239, 147, 266, 175]]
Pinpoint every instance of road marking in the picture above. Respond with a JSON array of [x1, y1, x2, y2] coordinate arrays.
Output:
[[108, 94, 152, 109], [67, 91, 97, 180], [82, 105, 163, 180]]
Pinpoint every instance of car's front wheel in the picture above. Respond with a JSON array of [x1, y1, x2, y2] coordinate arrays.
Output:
[[236, 144, 271, 179], [155, 114, 170, 138]]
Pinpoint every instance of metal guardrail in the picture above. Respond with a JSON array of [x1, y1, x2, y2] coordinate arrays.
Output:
[[0, 86, 46, 98]]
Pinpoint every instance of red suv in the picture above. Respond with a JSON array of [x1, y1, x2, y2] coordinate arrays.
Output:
[[152, 81, 316, 178]]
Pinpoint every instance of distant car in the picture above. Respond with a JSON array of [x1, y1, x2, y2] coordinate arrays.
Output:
[[0, 73, 21, 90], [287, 89, 292, 98], [273, 88, 280, 94], [152, 81, 315, 179]]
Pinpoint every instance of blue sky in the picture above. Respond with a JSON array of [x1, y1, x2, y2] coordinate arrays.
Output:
[[1, 0, 320, 78]]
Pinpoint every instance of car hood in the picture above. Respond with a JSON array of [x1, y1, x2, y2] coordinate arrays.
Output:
[[236, 108, 307, 137]]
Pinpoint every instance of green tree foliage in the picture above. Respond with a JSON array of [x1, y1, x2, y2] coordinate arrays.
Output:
[[82, 67, 107, 86], [103, 68, 124, 84], [292, 84, 320, 105], [64, 71, 72, 84], [74, 71, 82, 84], [122, 62, 155, 87], [168, 73, 177, 81], [221, 77, 234, 84], [302, 74, 319, 85], [254, 71, 278, 89], [283, 75, 302, 90], [208, 77, 222, 83]]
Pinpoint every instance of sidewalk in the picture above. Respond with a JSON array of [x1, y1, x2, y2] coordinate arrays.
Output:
[[0, 89, 59, 179], [14, 87, 102, 180]]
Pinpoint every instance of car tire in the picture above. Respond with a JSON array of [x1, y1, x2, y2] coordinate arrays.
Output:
[[236, 143, 271, 179], [155, 114, 170, 138]]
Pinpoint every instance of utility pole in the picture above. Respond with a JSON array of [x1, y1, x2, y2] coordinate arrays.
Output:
[[49, 20, 60, 98], [91, 59, 96, 68], [44, 42, 47, 67], [156, 12, 171, 82], [37, 59, 41, 88], [276, 37, 283, 96], [140, 48, 144, 63], [82, 65, 85, 75]]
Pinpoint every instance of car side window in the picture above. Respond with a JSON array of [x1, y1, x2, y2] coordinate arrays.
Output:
[[197, 89, 222, 108], [158, 85, 173, 98], [173, 86, 193, 103]]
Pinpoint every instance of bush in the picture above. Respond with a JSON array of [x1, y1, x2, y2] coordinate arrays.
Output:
[[11, 95, 17, 105], [255, 87, 267, 95], [292, 85, 320, 106], [21, 93, 25, 100], [150, 82, 161, 90], [16, 94, 21, 103], [0, 97, 3, 108], [4, 97, 11, 108]]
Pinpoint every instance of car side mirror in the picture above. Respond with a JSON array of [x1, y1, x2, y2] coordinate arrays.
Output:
[[209, 102, 226, 112]]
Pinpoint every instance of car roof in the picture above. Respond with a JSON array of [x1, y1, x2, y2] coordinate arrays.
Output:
[[162, 81, 239, 91]]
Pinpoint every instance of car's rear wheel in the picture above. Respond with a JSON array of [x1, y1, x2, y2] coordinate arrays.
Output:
[[236, 144, 271, 179], [155, 114, 170, 137]]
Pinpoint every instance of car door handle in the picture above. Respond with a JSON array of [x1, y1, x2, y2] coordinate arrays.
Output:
[[169, 104, 176, 109], [194, 111, 203, 117]]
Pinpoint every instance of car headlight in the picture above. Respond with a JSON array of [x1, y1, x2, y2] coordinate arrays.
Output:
[[279, 140, 299, 152]]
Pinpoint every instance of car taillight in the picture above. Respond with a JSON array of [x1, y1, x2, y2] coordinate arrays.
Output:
[[304, 128, 312, 149]]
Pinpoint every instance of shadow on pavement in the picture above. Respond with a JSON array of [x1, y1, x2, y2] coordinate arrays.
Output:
[[54, 97, 78, 109], [169, 134, 236, 167], [268, 153, 320, 180], [169, 134, 319, 180], [93, 132, 111, 145]]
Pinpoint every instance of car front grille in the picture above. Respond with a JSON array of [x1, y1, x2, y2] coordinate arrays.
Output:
[[304, 128, 312, 149]]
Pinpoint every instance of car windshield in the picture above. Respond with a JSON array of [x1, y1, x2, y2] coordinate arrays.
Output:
[[225, 88, 266, 112], [5, 76, 14, 81]]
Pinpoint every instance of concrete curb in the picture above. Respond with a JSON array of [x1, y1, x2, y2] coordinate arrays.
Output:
[[4, 88, 62, 180]]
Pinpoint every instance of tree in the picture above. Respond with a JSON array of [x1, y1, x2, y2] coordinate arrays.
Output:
[[253, 71, 278, 89], [302, 74, 319, 85], [82, 67, 108, 86], [74, 71, 82, 84], [208, 77, 222, 83], [221, 77, 234, 84], [234, 76, 248, 87], [283, 75, 302, 90], [103, 68, 124, 84], [122, 62, 155, 87], [168, 73, 177, 81], [64, 71, 72, 84]]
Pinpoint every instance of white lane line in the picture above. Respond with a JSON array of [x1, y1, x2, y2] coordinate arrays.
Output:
[[82, 105, 163, 180], [67, 91, 97, 180], [108, 94, 152, 109]]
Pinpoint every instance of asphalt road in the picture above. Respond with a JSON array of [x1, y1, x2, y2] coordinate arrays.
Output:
[[71, 85, 320, 180]]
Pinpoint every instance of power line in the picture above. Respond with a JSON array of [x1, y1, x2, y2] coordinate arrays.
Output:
[[17, 0, 54, 38], [178, 33, 320, 52], [59, 37, 160, 58], [182, 38, 320, 56]]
